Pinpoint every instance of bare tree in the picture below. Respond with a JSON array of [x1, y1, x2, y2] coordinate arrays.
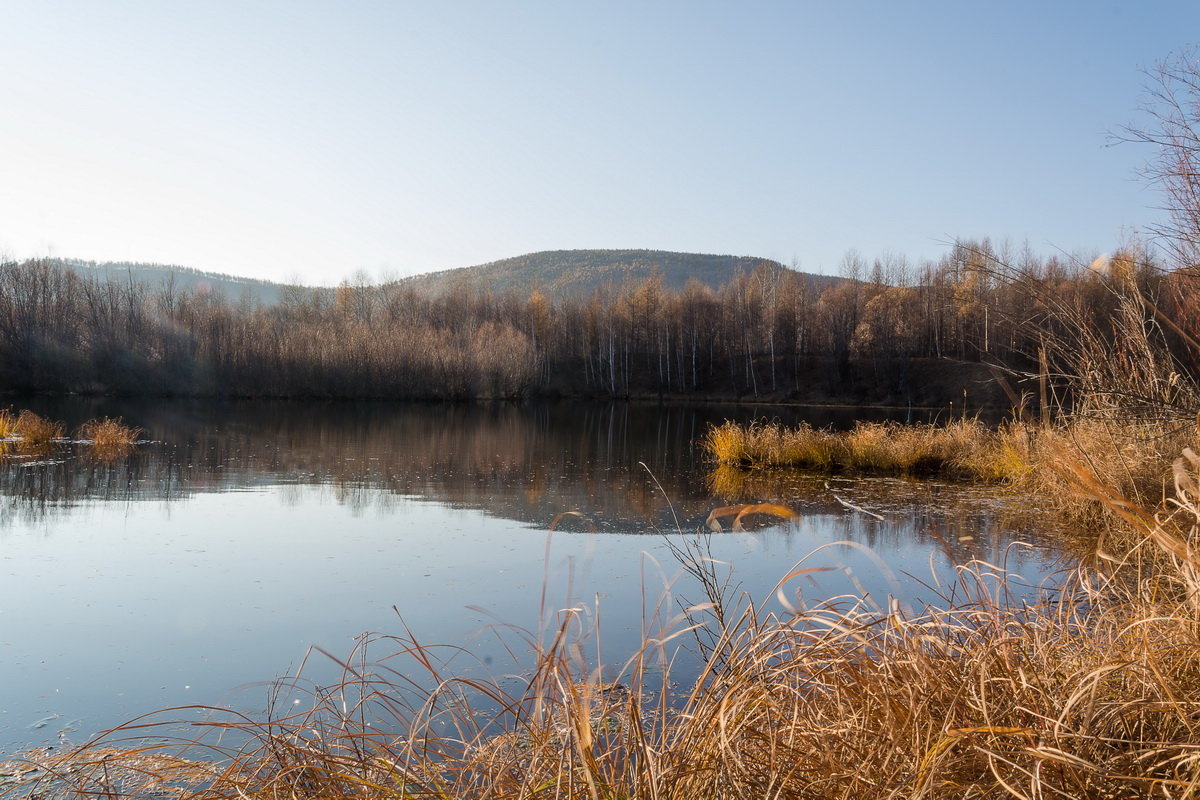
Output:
[[1124, 48, 1200, 270]]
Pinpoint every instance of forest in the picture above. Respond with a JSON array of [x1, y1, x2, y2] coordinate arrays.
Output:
[[0, 239, 1196, 412]]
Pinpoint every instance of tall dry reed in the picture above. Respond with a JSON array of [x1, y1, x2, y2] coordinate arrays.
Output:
[[13, 410, 64, 447], [704, 416, 1200, 524], [704, 418, 1038, 484], [76, 417, 142, 446]]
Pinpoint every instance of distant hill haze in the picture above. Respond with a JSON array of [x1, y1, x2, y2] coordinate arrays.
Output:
[[396, 249, 837, 298], [46, 249, 838, 305], [60, 259, 295, 306]]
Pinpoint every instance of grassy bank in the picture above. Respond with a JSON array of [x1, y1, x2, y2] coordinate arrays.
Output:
[[704, 418, 1029, 480], [705, 417, 1197, 516]]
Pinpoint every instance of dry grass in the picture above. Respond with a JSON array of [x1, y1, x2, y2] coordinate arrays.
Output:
[[11, 550, 1200, 797], [13, 410, 64, 447], [704, 418, 1039, 484], [0, 411, 142, 456], [704, 417, 1200, 518], [0, 409, 15, 456], [76, 417, 142, 446], [0, 408, 16, 439]]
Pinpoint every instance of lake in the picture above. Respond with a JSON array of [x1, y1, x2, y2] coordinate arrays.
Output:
[[0, 400, 1061, 754]]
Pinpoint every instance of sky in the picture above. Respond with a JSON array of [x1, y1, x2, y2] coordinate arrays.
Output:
[[0, 1, 1196, 286]]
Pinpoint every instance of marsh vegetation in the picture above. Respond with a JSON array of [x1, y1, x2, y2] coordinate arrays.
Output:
[[0, 409, 139, 453]]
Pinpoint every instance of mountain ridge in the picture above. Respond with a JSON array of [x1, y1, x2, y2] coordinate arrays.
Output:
[[396, 248, 835, 298], [26, 249, 837, 304]]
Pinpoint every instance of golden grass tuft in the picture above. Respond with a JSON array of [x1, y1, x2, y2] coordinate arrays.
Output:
[[703, 417, 1200, 537], [704, 418, 1042, 483], [13, 410, 64, 447], [704, 420, 841, 471], [0, 408, 16, 439], [0, 410, 142, 459], [76, 417, 142, 446]]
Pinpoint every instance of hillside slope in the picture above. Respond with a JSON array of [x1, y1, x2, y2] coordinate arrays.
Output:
[[398, 249, 832, 298], [45, 249, 837, 305], [61, 259, 293, 305]]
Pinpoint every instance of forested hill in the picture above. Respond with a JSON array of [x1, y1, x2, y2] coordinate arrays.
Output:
[[398, 249, 834, 298], [55, 251, 835, 305], [3, 241, 1174, 408], [61, 259, 292, 305]]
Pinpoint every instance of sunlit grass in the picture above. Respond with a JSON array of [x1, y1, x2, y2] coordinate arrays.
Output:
[[0, 408, 16, 439], [0, 411, 143, 458], [13, 410, 64, 448], [704, 417, 1200, 537], [703, 418, 1042, 483], [76, 417, 142, 446]]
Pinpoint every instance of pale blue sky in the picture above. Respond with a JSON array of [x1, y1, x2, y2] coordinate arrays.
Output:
[[0, 1, 1195, 285]]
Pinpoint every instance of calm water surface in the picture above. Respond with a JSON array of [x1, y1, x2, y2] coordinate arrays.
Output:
[[0, 400, 1061, 753]]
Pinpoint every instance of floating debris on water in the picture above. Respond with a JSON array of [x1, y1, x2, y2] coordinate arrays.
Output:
[[28, 714, 61, 730]]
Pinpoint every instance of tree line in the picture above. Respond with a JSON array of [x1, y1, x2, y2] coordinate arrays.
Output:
[[0, 240, 1195, 411]]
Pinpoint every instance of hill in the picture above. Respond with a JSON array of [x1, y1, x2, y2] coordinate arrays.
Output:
[[60, 259, 294, 306], [397, 249, 834, 298], [42, 250, 838, 306]]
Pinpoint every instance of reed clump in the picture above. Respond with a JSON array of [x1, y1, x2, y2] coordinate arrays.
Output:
[[0, 411, 144, 454], [704, 417, 1200, 536], [0, 408, 16, 439], [704, 418, 1039, 483], [76, 417, 142, 446], [0, 410, 146, 461], [13, 410, 64, 447]]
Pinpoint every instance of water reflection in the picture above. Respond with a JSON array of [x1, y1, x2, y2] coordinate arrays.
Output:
[[2, 401, 1041, 554], [0, 400, 1057, 754], [6, 403, 721, 527]]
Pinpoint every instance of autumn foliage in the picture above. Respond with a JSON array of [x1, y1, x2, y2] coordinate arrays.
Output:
[[0, 239, 1196, 413]]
